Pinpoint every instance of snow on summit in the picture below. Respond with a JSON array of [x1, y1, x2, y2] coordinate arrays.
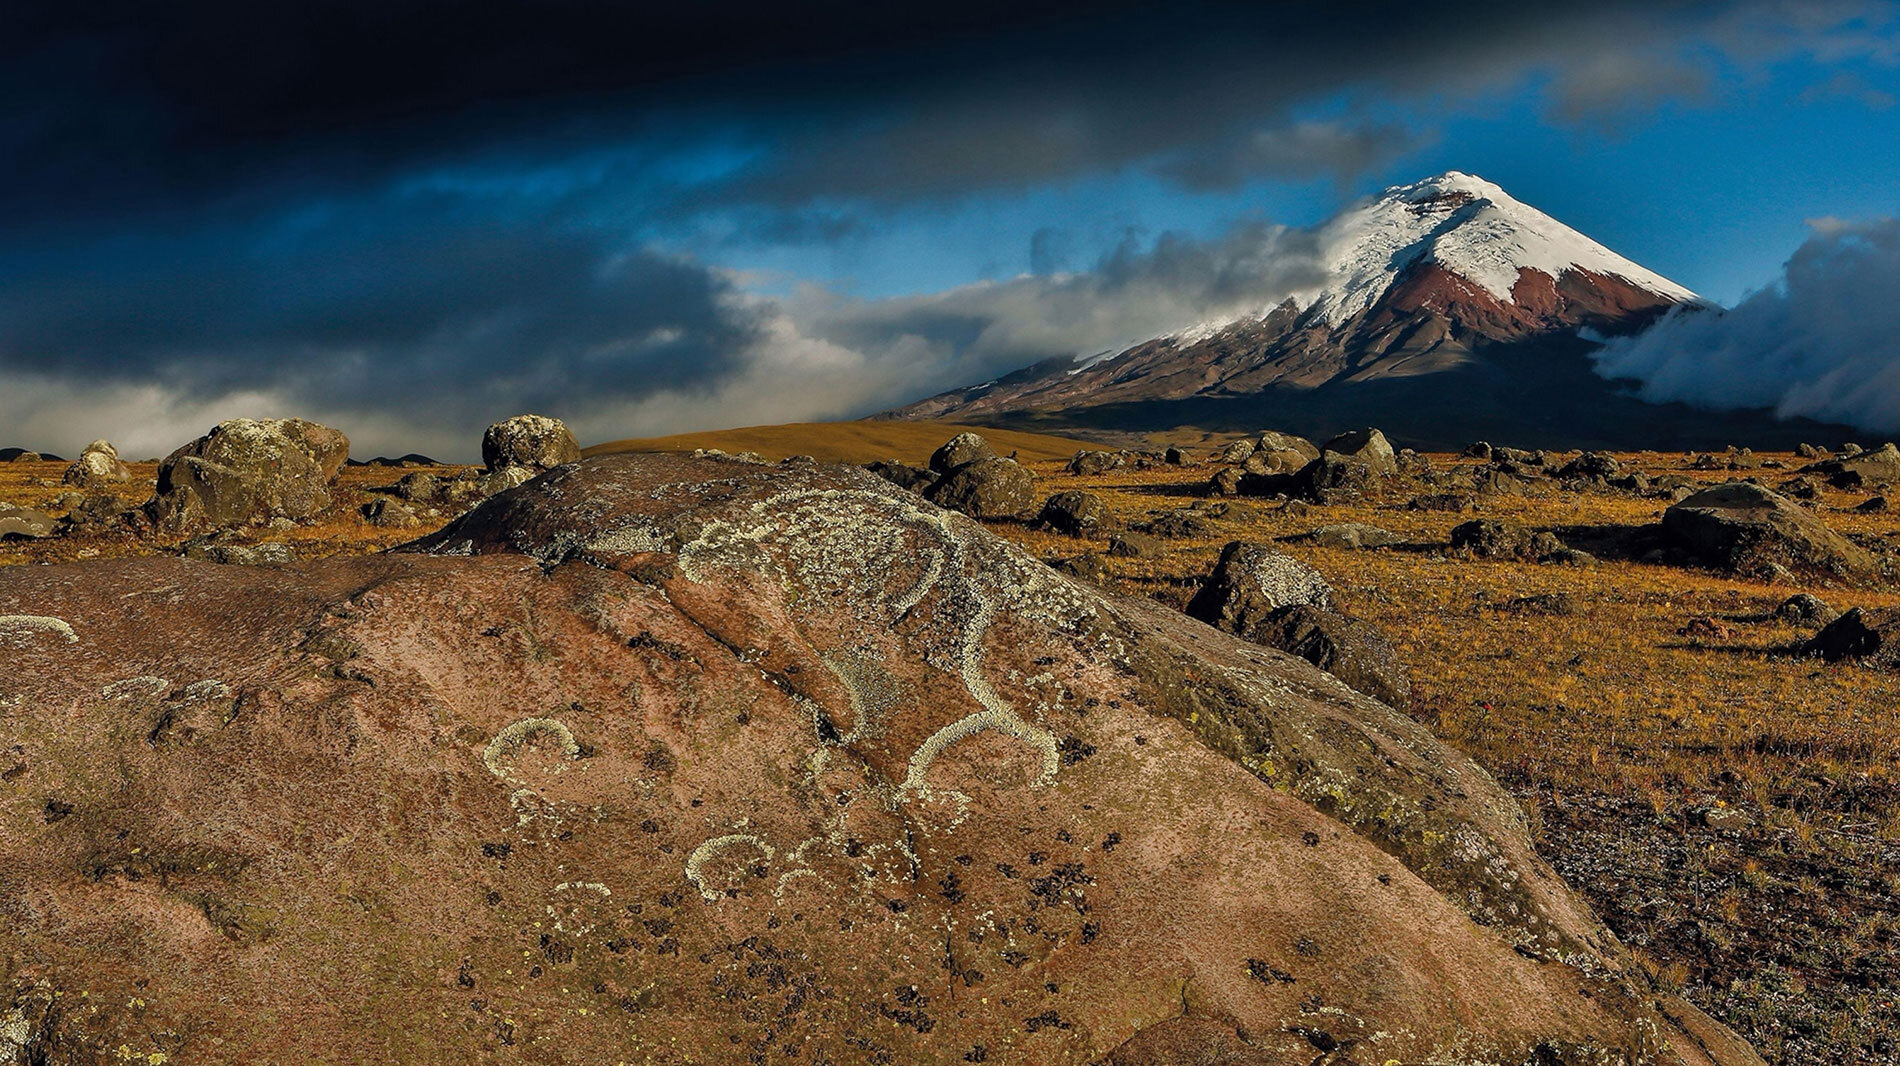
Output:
[[1303, 171, 1699, 324]]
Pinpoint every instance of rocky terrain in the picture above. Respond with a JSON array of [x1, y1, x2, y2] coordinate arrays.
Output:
[[0, 426, 1768, 1064]]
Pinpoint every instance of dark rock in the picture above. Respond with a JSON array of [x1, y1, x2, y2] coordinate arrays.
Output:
[[56, 494, 141, 536], [1450, 520, 1564, 560], [1556, 452, 1621, 482], [1499, 593, 1577, 615], [149, 418, 347, 532], [1409, 493, 1474, 513], [393, 471, 445, 502], [1139, 510, 1213, 539], [1860, 495, 1890, 513], [1800, 607, 1897, 664], [1251, 604, 1412, 708], [1036, 491, 1110, 536], [363, 498, 421, 529], [926, 457, 1037, 519], [1294, 428, 1397, 502], [1050, 552, 1112, 583], [932, 432, 997, 474], [1774, 593, 1836, 624], [1186, 542, 1333, 629], [1206, 467, 1245, 497], [1542, 548, 1598, 568], [1662, 481, 1877, 580], [1065, 449, 1123, 476], [1805, 442, 1900, 489], [1163, 446, 1189, 466], [865, 460, 935, 493], [481, 414, 581, 475], [1106, 531, 1163, 559], [1463, 441, 1494, 460]]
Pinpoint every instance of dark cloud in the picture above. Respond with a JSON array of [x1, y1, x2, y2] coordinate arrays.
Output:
[[1592, 218, 1900, 433]]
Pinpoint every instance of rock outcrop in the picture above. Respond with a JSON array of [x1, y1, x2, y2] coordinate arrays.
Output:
[[0, 454, 1759, 1065], [925, 456, 1037, 519], [147, 418, 350, 532]]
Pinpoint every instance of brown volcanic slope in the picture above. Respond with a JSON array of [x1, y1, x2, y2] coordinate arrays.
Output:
[[0, 454, 1757, 1065]]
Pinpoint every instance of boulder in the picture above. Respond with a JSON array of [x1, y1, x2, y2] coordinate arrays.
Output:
[[178, 536, 295, 565], [1139, 509, 1215, 539], [55, 494, 141, 536], [1065, 448, 1124, 476], [931, 431, 996, 474], [1662, 481, 1877, 580], [1186, 541, 1334, 627], [924, 456, 1037, 519], [393, 471, 445, 502], [1796, 443, 1827, 459], [1859, 496, 1890, 514], [1463, 441, 1494, 460], [0, 450, 43, 463], [1215, 439, 1256, 464], [0, 503, 56, 539], [1206, 467, 1245, 497], [60, 440, 132, 490], [148, 418, 347, 532], [481, 414, 581, 475], [1242, 447, 1307, 476], [1556, 451, 1621, 482], [1408, 493, 1475, 513], [362, 498, 421, 529], [1451, 520, 1565, 561], [1294, 428, 1397, 502], [1257, 431, 1319, 461], [0, 452, 1759, 1065], [1035, 490, 1110, 536], [1800, 607, 1900, 665], [1805, 442, 1900, 489], [864, 459, 935, 493], [1106, 531, 1163, 558], [1163, 445, 1189, 466], [1774, 593, 1837, 624]]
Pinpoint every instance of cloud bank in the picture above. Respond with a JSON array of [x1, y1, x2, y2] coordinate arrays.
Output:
[[1593, 219, 1900, 435]]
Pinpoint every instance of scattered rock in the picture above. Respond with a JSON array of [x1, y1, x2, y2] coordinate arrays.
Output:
[[363, 498, 421, 529], [60, 440, 132, 490], [926, 457, 1037, 519], [1499, 593, 1577, 615], [1857, 496, 1889, 514], [1542, 548, 1598, 568], [1163, 446, 1189, 466], [1805, 442, 1900, 489], [1106, 531, 1163, 558], [1050, 551, 1112, 583], [149, 418, 349, 532], [1408, 493, 1474, 513], [1036, 491, 1110, 536], [1206, 467, 1245, 497], [1215, 440, 1256, 464], [1186, 541, 1334, 628], [57, 494, 141, 536], [179, 537, 295, 565], [1800, 607, 1898, 665], [1139, 510, 1213, 539], [1680, 616, 1733, 641], [1774, 593, 1836, 624], [1463, 441, 1494, 460], [1662, 481, 1877, 581], [1065, 449, 1124, 477], [481, 414, 581, 476], [865, 460, 934, 493], [933, 431, 998, 474], [1796, 443, 1827, 459], [393, 471, 444, 501], [1556, 451, 1621, 483], [1450, 520, 1564, 560], [1295, 428, 1398, 502]]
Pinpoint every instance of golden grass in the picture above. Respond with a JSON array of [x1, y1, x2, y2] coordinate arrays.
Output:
[[584, 419, 1099, 466]]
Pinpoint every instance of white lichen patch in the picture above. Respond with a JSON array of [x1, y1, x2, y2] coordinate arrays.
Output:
[[0, 1004, 28, 1060], [102, 676, 171, 700], [183, 679, 232, 701], [583, 522, 671, 555], [484, 717, 582, 783], [0, 615, 77, 644], [684, 833, 774, 901]]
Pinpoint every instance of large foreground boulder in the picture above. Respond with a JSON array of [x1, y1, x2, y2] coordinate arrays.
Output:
[[148, 418, 349, 532], [0, 503, 56, 539], [1662, 481, 1878, 581], [0, 453, 1757, 1065]]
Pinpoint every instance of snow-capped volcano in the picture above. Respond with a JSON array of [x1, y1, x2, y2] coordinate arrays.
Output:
[[1303, 171, 1697, 324], [887, 171, 1729, 447]]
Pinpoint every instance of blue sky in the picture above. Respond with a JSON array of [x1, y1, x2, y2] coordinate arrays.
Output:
[[1, 0, 1897, 456]]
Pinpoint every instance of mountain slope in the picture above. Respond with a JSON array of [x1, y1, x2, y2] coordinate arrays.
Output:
[[886, 173, 1850, 449]]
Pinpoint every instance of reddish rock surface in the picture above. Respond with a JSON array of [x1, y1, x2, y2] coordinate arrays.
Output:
[[0, 454, 1758, 1064]]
